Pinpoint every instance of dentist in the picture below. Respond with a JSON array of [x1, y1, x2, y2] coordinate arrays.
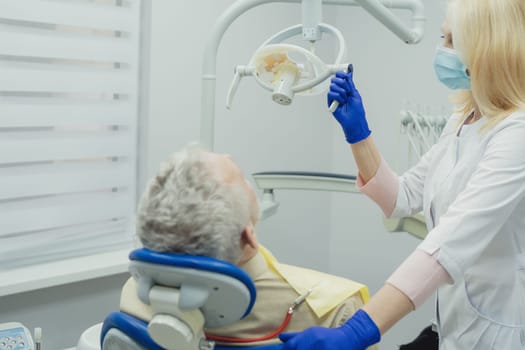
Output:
[[280, 0, 525, 349]]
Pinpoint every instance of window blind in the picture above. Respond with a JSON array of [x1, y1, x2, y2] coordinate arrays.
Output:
[[0, 0, 143, 269]]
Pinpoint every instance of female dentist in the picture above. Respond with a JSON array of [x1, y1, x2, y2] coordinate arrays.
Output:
[[279, 0, 525, 349]]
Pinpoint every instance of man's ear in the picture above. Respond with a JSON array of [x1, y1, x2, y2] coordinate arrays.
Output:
[[241, 224, 258, 249]]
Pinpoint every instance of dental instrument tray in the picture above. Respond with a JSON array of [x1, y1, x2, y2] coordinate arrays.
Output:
[[0, 322, 34, 350], [252, 171, 358, 193]]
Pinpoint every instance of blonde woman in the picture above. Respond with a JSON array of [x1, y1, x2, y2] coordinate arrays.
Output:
[[279, 0, 525, 349]]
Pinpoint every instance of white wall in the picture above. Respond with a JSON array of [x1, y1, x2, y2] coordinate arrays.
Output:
[[0, 1, 454, 349]]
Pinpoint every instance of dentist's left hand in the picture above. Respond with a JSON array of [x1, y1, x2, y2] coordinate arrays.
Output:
[[278, 309, 380, 350], [327, 70, 371, 144]]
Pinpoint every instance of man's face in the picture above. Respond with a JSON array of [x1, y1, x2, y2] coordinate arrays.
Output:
[[207, 152, 260, 224]]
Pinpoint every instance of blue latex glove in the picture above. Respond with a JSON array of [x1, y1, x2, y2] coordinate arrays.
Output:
[[279, 309, 380, 350], [327, 67, 371, 144]]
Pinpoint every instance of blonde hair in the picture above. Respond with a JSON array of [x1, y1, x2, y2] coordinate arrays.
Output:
[[448, 0, 525, 128]]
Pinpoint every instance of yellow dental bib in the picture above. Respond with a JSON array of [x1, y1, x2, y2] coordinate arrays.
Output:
[[259, 246, 370, 318]]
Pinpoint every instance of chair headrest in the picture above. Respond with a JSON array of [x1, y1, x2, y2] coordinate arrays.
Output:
[[128, 248, 257, 328]]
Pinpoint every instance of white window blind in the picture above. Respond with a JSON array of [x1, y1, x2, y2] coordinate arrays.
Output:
[[0, 0, 143, 269]]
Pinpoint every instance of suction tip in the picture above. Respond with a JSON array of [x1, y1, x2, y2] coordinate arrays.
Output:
[[347, 64, 353, 73]]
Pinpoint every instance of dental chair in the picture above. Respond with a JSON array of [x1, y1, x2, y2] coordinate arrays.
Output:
[[77, 248, 283, 350]]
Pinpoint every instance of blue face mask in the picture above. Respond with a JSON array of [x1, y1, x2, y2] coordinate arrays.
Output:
[[433, 46, 471, 90]]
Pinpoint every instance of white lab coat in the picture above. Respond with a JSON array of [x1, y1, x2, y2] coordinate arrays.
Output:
[[391, 110, 525, 349]]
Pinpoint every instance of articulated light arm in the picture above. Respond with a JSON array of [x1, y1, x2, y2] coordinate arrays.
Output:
[[253, 171, 429, 240], [252, 171, 359, 220], [327, 0, 425, 44], [252, 171, 358, 193]]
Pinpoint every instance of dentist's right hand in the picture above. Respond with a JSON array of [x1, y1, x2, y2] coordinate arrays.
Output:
[[327, 68, 371, 144], [278, 309, 380, 350]]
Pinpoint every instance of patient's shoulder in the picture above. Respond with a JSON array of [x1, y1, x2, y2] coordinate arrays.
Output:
[[329, 293, 364, 327]]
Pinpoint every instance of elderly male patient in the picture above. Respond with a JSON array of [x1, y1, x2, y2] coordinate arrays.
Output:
[[120, 145, 376, 348]]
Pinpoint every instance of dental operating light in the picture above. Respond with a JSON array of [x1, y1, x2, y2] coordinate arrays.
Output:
[[226, 23, 348, 108]]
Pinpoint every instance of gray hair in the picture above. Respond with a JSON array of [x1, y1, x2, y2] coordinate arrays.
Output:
[[136, 145, 252, 263]]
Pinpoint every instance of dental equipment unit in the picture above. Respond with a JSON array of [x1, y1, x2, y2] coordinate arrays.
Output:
[[0, 322, 41, 350]]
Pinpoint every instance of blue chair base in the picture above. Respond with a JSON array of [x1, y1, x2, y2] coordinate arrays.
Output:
[[101, 312, 283, 350]]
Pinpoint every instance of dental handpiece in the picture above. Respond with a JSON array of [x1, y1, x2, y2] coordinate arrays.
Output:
[[328, 63, 354, 113]]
